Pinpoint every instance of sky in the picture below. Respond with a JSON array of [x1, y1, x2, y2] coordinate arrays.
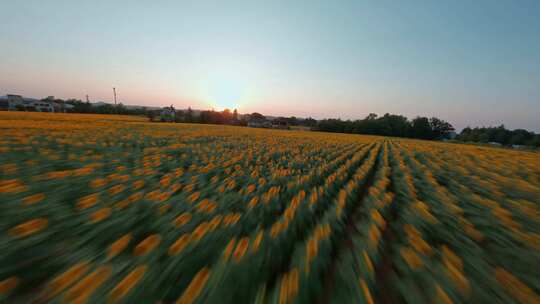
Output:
[[1, 0, 539, 131]]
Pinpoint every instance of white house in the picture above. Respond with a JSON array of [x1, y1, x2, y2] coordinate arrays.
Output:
[[0, 94, 62, 112], [3, 95, 37, 110], [32, 101, 55, 112]]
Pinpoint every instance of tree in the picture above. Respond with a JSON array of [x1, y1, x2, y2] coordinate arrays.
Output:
[[199, 110, 212, 124], [250, 112, 265, 120], [458, 127, 472, 142], [222, 109, 232, 124], [429, 117, 455, 139], [147, 110, 156, 121], [316, 119, 348, 133], [457, 125, 537, 147], [175, 110, 184, 123], [303, 117, 317, 127], [232, 109, 239, 123], [239, 115, 248, 126], [186, 107, 193, 123], [510, 129, 532, 145], [478, 133, 489, 143], [375, 113, 410, 137], [366, 113, 378, 120], [492, 125, 510, 144], [288, 116, 299, 126], [411, 117, 433, 139], [527, 134, 540, 147]]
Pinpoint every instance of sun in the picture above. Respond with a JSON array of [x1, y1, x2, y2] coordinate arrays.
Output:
[[211, 81, 241, 110], [196, 72, 249, 111]]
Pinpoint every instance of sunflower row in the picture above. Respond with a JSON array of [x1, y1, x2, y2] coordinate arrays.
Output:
[[181, 144, 378, 303], [264, 143, 383, 304]]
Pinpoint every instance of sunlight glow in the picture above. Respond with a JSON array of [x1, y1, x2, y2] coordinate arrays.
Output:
[[196, 72, 249, 111]]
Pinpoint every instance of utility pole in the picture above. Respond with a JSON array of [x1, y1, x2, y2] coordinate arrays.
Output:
[[113, 87, 117, 105], [86, 95, 90, 103]]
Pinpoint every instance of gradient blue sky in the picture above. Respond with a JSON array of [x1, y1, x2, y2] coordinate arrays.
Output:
[[1, 0, 539, 131]]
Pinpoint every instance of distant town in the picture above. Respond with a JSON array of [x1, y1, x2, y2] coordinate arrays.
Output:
[[0, 94, 162, 113], [0, 93, 315, 129]]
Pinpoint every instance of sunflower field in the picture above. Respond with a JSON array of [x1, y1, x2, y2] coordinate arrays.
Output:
[[0, 112, 539, 304]]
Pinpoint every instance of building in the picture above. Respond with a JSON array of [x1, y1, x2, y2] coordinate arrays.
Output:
[[247, 118, 272, 128], [160, 105, 176, 122], [0, 94, 66, 112], [5, 94, 25, 110], [3, 94, 36, 111], [271, 118, 290, 129], [63, 103, 75, 111], [32, 101, 55, 112], [0, 96, 8, 110]]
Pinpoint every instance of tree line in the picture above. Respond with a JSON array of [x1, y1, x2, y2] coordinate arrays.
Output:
[[65, 100, 151, 116], [457, 125, 540, 147], [315, 113, 455, 140], [62, 100, 317, 127], [156, 107, 244, 125], [149, 106, 318, 127], [50, 99, 540, 147]]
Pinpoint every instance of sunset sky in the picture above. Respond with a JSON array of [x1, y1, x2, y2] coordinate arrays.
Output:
[[1, 0, 539, 131]]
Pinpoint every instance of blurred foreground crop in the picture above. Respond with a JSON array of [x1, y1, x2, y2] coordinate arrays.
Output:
[[0, 112, 539, 303]]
